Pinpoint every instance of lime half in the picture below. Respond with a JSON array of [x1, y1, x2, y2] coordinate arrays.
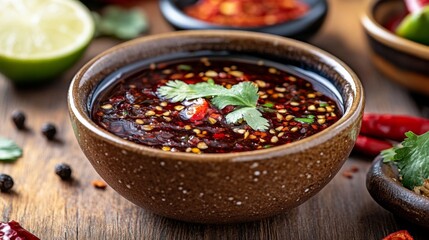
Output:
[[0, 0, 95, 85], [396, 6, 429, 46]]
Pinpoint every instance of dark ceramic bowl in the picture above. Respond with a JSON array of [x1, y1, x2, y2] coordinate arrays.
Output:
[[68, 30, 364, 223], [367, 156, 429, 228], [361, 0, 429, 95], [159, 0, 328, 40]]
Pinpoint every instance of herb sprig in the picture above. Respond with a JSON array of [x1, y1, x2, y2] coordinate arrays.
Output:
[[157, 80, 269, 131], [382, 131, 429, 189], [0, 137, 23, 161]]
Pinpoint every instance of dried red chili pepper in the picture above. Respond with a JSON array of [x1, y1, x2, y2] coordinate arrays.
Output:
[[353, 135, 393, 157], [0, 221, 40, 240], [360, 114, 429, 142], [383, 230, 414, 240]]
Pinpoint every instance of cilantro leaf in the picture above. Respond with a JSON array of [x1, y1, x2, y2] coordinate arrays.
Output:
[[0, 137, 23, 161], [382, 131, 429, 189], [295, 115, 315, 124], [96, 6, 148, 40], [157, 80, 269, 131], [157, 80, 226, 102]]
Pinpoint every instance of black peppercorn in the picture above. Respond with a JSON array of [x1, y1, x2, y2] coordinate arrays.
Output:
[[55, 163, 72, 180], [11, 111, 26, 130], [41, 123, 57, 140], [0, 174, 14, 192]]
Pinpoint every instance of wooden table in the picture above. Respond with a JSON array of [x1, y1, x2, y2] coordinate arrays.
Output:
[[1, 0, 427, 239]]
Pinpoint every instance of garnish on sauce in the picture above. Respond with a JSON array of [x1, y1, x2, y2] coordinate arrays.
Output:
[[0, 137, 23, 161], [157, 80, 269, 131], [92, 57, 341, 153], [382, 131, 429, 190]]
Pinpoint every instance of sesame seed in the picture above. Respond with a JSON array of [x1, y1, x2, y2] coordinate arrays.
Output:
[[223, 67, 231, 72], [307, 93, 316, 98], [191, 148, 201, 154], [291, 127, 299, 132], [285, 115, 294, 121], [326, 106, 333, 112], [308, 105, 316, 111], [244, 131, 250, 139], [142, 125, 153, 131], [237, 129, 246, 134], [268, 68, 277, 74], [193, 129, 201, 134], [249, 135, 257, 139], [255, 80, 267, 88], [162, 69, 172, 74], [174, 105, 185, 111], [184, 125, 191, 130], [288, 76, 297, 81], [278, 132, 285, 137], [197, 142, 208, 149], [162, 111, 171, 116], [185, 73, 194, 78], [208, 117, 217, 124], [163, 117, 172, 122], [101, 104, 113, 110], [275, 87, 286, 92], [185, 148, 192, 153], [278, 109, 287, 113], [317, 115, 326, 119], [317, 119, 326, 124], [275, 126, 284, 131], [269, 129, 276, 134], [205, 70, 218, 77], [271, 136, 279, 143], [257, 60, 264, 66], [317, 107, 326, 112], [229, 71, 244, 77], [290, 102, 299, 106], [135, 119, 144, 125], [162, 146, 171, 151], [133, 104, 141, 109], [276, 113, 284, 121], [160, 102, 168, 107], [145, 110, 155, 116]]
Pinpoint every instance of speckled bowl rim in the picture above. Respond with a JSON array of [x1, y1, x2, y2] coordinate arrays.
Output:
[[69, 30, 363, 162], [361, 0, 429, 60]]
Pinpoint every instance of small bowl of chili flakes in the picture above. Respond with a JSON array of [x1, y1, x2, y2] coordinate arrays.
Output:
[[159, 0, 328, 40], [68, 30, 364, 223]]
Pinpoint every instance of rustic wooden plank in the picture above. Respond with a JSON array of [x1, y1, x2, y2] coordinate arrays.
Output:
[[0, 0, 428, 239]]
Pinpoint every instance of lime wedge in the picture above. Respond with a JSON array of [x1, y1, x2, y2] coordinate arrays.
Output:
[[0, 0, 94, 86], [396, 6, 429, 46]]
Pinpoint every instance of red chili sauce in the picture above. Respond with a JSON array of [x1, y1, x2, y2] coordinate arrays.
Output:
[[184, 0, 309, 27], [92, 57, 342, 153]]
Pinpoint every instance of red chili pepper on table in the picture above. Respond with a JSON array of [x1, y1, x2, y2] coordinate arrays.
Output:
[[360, 114, 429, 142], [383, 230, 414, 240], [353, 135, 393, 157]]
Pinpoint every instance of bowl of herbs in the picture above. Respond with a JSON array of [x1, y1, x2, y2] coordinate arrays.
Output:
[[367, 131, 429, 228]]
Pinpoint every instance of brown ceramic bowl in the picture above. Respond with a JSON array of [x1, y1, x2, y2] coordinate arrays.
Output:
[[361, 0, 429, 95], [68, 30, 364, 223], [367, 156, 429, 228]]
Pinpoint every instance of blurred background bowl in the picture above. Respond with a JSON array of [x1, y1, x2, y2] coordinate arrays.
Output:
[[361, 0, 429, 95], [159, 0, 328, 40], [367, 156, 429, 228]]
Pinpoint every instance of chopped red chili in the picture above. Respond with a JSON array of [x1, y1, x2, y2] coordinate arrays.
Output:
[[383, 230, 414, 240], [184, 0, 309, 27], [92, 57, 342, 153]]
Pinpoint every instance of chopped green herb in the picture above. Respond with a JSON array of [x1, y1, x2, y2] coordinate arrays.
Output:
[[157, 80, 269, 131], [0, 137, 23, 161], [382, 131, 429, 189], [295, 115, 315, 124], [95, 6, 148, 40], [177, 64, 192, 71], [319, 101, 328, 107], [263, 102, 274, 108]]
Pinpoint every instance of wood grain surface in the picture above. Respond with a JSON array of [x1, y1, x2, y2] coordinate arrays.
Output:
[[0, 0, 428, 239]]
